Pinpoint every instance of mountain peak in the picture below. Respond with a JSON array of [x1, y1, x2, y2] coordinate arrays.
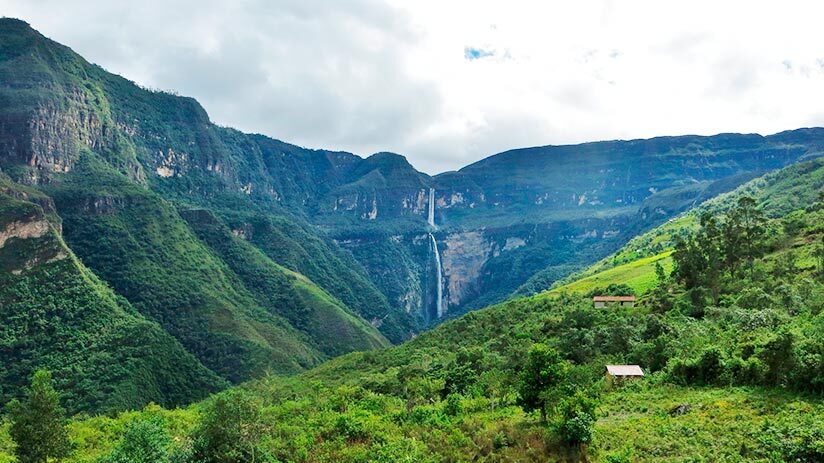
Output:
[[0, 17, 40, 43], [0, 17, 32, 28], [365, 151, 412, 165], [0, 17, 72, 65], [352, 152, 430, 184]]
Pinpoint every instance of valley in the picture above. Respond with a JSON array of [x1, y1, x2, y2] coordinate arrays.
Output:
[[1, 16, 823, 463], [3, 153, 822, 462]]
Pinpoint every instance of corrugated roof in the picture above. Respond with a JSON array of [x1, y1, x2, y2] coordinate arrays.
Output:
[[593, 295, 636, 302], [606, 365, 644, 376]]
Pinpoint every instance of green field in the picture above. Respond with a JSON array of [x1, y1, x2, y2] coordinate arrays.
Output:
[[548, 251, 674, 296]]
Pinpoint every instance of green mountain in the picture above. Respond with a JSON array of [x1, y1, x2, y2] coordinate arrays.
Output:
[[2, 17, 824, 421], [0, 175, 226, 414], [0, 18, 391, 412], [8, 146, 823, 462]]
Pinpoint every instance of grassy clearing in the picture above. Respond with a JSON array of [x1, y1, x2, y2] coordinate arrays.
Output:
[[547, 251, 674, 296], [597, 384, 824, 462]]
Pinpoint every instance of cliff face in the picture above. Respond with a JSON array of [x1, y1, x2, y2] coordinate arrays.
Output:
[[310, 130, 824, 321]]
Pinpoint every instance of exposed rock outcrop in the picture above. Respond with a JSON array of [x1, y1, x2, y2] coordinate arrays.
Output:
[[441, 231, 495, 308]]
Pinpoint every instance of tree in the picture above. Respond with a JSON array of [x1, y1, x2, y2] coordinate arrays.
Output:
[[673, 212, 725, 304], [517, 343, 567, 423], [772, 251, 797, 279], [100, 416, 172, 463], [7, 370, 70, 463], [723, 196, 766, 276], [558, 390, 598, 446], [759, 331, 795, 387], [442, 347, 483, 397], [654, 261, 667, 285], [815, 236, 824, 277], [190, 390, 267, 463]]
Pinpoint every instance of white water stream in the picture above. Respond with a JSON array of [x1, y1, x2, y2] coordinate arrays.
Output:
[[427, 188, 443, 318]]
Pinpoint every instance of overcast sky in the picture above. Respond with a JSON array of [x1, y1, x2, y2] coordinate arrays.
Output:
[[3, 1, 824, 173]]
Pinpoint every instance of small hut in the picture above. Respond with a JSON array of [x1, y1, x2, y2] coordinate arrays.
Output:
[[593, 295, 636, 308], [606, 365, 644, 386]]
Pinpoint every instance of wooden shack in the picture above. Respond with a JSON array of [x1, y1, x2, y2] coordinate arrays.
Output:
[[605, 364, 644, 385], [593, 295, 636, 308]]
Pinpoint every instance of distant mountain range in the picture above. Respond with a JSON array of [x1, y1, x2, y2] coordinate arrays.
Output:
[[2, 17, 824, 413]]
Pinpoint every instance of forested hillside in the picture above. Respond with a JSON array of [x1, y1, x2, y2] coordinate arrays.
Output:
[[4, 151, 822, 462], [0, 18, 398, 413], [0, 175, 226, 414]]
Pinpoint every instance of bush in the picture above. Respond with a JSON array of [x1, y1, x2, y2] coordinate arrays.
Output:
[[190, 390, 268, 463], [557, 391, 598, 445], [99, 416, 172, 463], [443, 394, 463, 417]]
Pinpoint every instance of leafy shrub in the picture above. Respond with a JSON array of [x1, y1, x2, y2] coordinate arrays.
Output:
[[99, 417, 172, 463], [557, 391, 598, 445]]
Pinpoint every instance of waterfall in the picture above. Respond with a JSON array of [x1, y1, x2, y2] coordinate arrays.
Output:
[[429, 232, 444, 318], [427, 187, 436, 228], [427, 188, 443, 318]]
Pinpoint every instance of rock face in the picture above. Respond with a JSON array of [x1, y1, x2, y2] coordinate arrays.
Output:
[[441, 231, 494, 308], [0, 218, 50, 248], [0, 215, 67, 275]]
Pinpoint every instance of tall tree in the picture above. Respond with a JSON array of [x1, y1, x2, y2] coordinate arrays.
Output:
[[674, 212, 725, 304], [723, 196, 766, 276], [517, 343, 567, 423], [7, 370, 70, 463], [815, 235, 824, 277], [190, 390, 267, 463]]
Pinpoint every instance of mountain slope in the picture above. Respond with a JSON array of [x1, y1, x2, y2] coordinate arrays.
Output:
[[0, 17, 401, 408], [42, 153, 328, 382], [12, 158, 824, 462], [0, 17, 410, 342], [179, 208, 388, 356], [548, 155, 824, 295], [0, 176, 226, 414]]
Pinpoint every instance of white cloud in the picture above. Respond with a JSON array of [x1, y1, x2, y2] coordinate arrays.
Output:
[[3, 0, 824, 173]]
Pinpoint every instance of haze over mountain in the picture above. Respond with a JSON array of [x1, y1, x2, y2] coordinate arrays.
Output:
[[0, 17, 823, 417]]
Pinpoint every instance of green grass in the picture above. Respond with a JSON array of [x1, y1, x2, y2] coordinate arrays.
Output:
[[548, 251, 674, 296], [597, 384, 824, 462]]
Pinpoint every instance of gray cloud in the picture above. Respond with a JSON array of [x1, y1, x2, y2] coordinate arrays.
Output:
[[3, 1, 824, 174], [2, 0, 446, 167]]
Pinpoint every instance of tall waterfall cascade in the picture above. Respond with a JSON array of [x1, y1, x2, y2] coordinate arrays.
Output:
[[427, 187, 436, 227], [427, 188, 444, 318], [429, 233, 443, 318]]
